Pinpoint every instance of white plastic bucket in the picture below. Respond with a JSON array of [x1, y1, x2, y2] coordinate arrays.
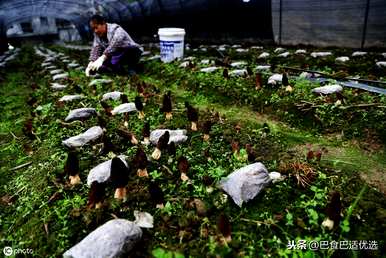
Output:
[[158, 28, 185, 63]]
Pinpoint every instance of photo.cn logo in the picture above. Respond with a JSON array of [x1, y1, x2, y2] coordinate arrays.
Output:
[[3, 246, 13, 256], [3, 246, 33, 256]]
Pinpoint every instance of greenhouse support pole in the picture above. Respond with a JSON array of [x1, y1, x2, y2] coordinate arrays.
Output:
[[279, 0, 282, 45], [361, 0, 370, 49], [137, 1, 146, 18], [156, 0, 165, 14]]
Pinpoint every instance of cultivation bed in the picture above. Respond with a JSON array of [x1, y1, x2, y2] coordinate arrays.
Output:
[[0, 43, 385, 257]]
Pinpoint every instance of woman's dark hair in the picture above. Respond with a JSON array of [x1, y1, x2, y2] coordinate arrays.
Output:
[[90, 14, 105, 24]]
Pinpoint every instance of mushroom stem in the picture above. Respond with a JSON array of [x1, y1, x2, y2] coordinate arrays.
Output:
[[191, 122, 198, 131], [156, 203, 164, 209], [114, 187, 127, 200], [69, 174, 81, 185], [143, 137, 150, 145], [131, 135, 138, 145], [138, 111, 145, 120], [181, 172, 189, 181], [137, 168, 149, 177], [285, 85, 293, 92], [165, 112, 173, 120], [152, 148, 162, 160], [322, 218, 334, 230], [223, 235, 232, 243]]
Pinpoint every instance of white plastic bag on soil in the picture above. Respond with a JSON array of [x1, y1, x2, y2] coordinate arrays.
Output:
[[63, 219, 142, 258], [68, 63, 80, 68], [335, 56, 350, 63], [376, 61, 386, 68], [50, 69, 64, 75], [230, 61, 247, 67], [310, 52, 332, 58], [134, 211, 153, 228], [102, 91, 122, 101], [87, 155, 128, 186], [200, 67, 219, 73], [150, 129, 188, 145], [53, 73, 69, 80], [111, 103, 137, 115], [255, 65, 271, 71], [277, 52, 290, 58], [51, 83, 67, 91], [268, 74, 283, 85], [229, 69, 247, 77], [65, 108, 97, 122], [312, 84, 343, 94], [258, 52, 270, 59], [88, 79, 113, 87], [62, 126, 103, 148], [59, 95, 84, 102], [219, 162, 273, 207]]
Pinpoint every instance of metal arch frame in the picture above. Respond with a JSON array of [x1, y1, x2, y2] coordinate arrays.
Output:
[[4, 13, 81, 28], [126, 1, 145, 19], [0, 0, 90, 12], [135, 0, 146, 18], [4, 12, 79, 28], [156, 0, 164, 13], [0, 0, 92, 24], [0, 0, 134, 39], [93, 0, 137, 23], [116, 0, 133, 20], [0, 0, 223, 40]]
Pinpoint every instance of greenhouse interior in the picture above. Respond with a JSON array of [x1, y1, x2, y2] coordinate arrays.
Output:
[[1, 0, 386, 257]]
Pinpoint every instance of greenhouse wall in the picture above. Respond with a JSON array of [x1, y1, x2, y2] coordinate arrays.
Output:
[[0, 0, 385, 48], [271, 0, 386, 48], [0, 19, 7, 54], [118, 0, 274, 43]]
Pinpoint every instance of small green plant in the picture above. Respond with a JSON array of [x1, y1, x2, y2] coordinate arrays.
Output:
[[340, 185, 367, 233], [150, 170, 162, 180], [152, 247, 184, 258], [286, 212, 294, 226], [207, 166, 226, 181]]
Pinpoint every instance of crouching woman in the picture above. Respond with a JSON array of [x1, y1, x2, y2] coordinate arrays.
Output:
[[86, 14, 142, 76]]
